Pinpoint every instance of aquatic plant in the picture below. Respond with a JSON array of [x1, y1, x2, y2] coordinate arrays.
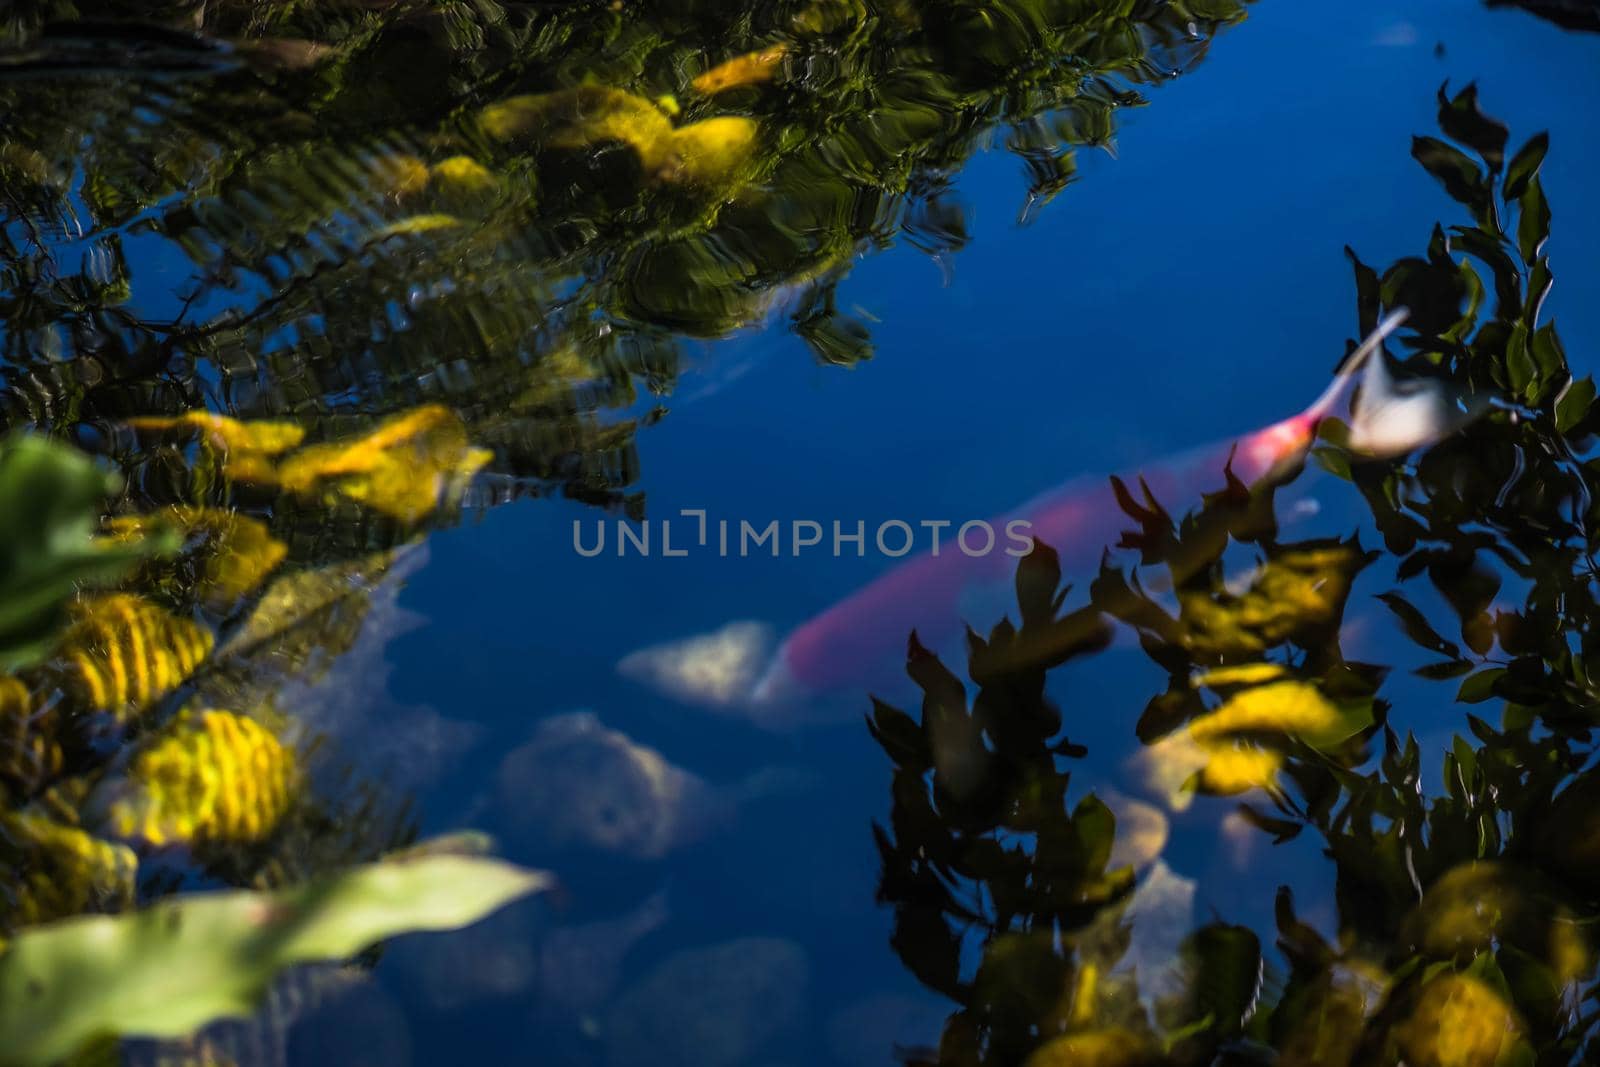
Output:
[[871, 88, 1600, 1066]]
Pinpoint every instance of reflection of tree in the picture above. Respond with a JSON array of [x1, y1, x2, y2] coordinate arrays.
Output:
[[1486, 0, 1600, 33], [0, 411, 492, 942], [872, 91, 1600, 1066], [2, 0, 1250, 516]]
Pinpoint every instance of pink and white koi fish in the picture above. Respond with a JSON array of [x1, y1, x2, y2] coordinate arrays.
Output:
[[620, 311, 1484, 726]]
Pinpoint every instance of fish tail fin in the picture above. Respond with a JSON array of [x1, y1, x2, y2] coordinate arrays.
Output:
[[1302, 308, 1410, 423]]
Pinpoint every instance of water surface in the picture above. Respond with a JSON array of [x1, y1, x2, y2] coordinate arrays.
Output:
[[4, 1, 1600, 1065]]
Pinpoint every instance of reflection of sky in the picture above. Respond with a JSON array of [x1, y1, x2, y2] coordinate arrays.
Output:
[[355, 5, 1600, 1064]]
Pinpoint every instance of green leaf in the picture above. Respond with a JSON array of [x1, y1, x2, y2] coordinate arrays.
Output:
[[1178, 923, 1262, 1039], [1456, 667, 1505, 704], [1436, 82, 1508, 173], [1556, 375, 1595, 435], [1502, 132, 1549, 201], [1505, 322, 1536, 401], [0, 848, 551, 1066], [0, 434, 178, 672], [1516, 175, 1551, 263], [1412, 136, 1489, 219], [1415, 659, 1474, 680], [1376, 591, 1461, 660]]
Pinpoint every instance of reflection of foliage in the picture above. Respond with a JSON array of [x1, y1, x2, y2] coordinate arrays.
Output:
[[0, 847, 551, 1067], [0, 409, 489, 1061], [100, 707, 299, 849], [0, 809, 137, 929], [1486, 0, 1600, 33], [47, 593, 215, 725], [874, 538, 1275, 1065], [874, 92, 1600, 1067], [104, 507, 288, 613], [1, 0, 1250, 517], [0, 7, 1269, 1043]]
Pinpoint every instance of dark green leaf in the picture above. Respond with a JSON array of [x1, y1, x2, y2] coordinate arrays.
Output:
[[1179, 924, 1262, 1039], [1412, 136, 1489, 219], [1234, 802, 1303, 844], [868, 698, 932, 772], [1437, 82, 1508, 172], [1456, 667, 1505, 704], [1505, 322, 1535, 400], [1376, 591, 1462, 660], [1415, 659, 1474, 680], [1556, 375, 1595, 435], [1517, 176, 1551, 262], [1502, 131, 1549, 201]]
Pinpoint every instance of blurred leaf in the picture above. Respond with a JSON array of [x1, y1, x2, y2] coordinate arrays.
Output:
[[49, 594, 213, 722], [0, 811, 137, 931], [103, 508, 287, 612], [277, 407, 492, 525], [1189, 680, 1370, 750], [126, 413, 304, 458], [692, 44, 788, 95], [99, 708, 298, 848], [0, 436, 176, 672], [1178, 922, 1261, 1039], [0, 848, 551, 1066]]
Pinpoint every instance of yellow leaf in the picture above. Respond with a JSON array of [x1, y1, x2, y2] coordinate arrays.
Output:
[[1402, 862, 1592, 987], [366, 152, 430, 201], [276, 406, 491, 524], [1025, 1029, 1158, 1067], [669, 117, 761, 188], [1135, 730, 1282, 808], [1192, 662, 1290, 688], [216, 551, 397, 673], [429, 155, 501, 214], [0, 811, 137, 929], [127, 413, 305, 457], [50, 594, 214, 722], [1391, 974, 1526, 1067], [1, 675, 62, 796], [1181, 543, 1368, 656], [478, 87, 676, 173], [691, 45, 788, 95], [104, 508, 287, 611], [371, 214, 464, 240], [105, 708, 298, 848], [1188, 680, 1360, 749], [1191, 741, 1283, 796]]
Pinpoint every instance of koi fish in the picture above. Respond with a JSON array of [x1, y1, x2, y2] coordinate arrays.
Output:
[[620, 311, 1486, 725]]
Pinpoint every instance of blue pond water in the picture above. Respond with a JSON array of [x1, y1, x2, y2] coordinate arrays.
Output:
[[5, 1, 1600, 1064], [357, 5, 1600, 1064]]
